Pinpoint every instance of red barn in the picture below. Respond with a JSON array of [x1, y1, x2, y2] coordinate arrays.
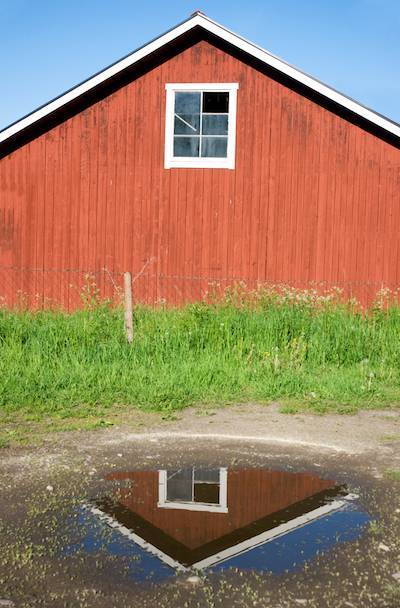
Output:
[[0, 12, 399, 308], [92, 466, 342, 570]]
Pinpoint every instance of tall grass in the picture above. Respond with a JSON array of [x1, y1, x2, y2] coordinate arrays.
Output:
[[1, 286, 400, 419]]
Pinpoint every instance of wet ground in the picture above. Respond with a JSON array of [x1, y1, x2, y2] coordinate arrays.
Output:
[[0, 405, 400, 607]]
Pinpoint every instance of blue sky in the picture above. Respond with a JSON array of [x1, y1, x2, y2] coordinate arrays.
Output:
[[1, 0, 399, 130]]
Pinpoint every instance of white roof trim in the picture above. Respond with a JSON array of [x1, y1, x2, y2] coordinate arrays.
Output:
[[191, 498, 347, 570], [84, 504, 188, 571], [1, 12, 399, 145]]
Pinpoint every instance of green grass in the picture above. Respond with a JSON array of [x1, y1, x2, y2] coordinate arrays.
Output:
[[385, 469, 400, 482], [1, 287, 400, 422]]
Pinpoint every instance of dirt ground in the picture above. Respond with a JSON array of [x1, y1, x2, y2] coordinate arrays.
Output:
[[1, 403, 400, 607]]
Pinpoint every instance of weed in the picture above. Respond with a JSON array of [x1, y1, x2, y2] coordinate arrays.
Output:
[[0, 436, 10, 449], [368, 520, 384, 536], [380, 434, 400, 443]]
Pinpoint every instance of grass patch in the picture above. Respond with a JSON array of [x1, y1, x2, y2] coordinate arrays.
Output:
[[0, 288, 400, 422], [380, 434, 400, 443], [385, 469, 400, 482], [0, 436, 10, 449]]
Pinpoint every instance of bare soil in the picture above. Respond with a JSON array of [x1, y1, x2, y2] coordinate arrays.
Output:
[[1, 403, 400, 607]]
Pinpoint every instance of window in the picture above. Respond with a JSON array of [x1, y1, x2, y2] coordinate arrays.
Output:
[[157, 467, 228, 513], [164, 83, 239, 169]]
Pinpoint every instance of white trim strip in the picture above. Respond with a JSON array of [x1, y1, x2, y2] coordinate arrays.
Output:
[[0, 13, 399, 145], [83, 504, 188, 571], [191, 498, 347, 569], [165, 82, 239, 91]]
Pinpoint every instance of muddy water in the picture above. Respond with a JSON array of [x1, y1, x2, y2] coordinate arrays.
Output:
[[1, 439, 399, 607]]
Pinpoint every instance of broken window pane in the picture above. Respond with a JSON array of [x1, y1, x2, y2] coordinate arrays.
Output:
[[202, 92, 229, 113], [174, 114, 200, 135], [166, 469, 192, 501]]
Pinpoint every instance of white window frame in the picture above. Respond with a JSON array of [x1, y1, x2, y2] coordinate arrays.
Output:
[[157, 468, 228, 513], [164, 83, 239, 170]]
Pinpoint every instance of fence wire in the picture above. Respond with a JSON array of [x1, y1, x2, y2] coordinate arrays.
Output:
[[0, 265, 399, 310]]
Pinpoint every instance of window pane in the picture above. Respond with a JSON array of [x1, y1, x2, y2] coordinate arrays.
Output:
[[201, 136, 228, 158], [174, 136, 200, 157], [166, 469, 192, 501], [202, 92, 229, 113], [202, 114, 228, 135], [194, 483, 220, 504], [175, 92, 201, 114], [174, 113, 200, 135], [194, 468, 220, 482]]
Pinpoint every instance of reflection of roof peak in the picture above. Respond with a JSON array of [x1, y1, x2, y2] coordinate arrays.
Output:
[[89, 484, 348, 570]]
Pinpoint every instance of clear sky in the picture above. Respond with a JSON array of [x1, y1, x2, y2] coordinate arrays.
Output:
[[1, 0, 399, 130]]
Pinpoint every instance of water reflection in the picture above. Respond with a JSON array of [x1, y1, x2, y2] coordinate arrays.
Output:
[[74, 466, 371, 582]]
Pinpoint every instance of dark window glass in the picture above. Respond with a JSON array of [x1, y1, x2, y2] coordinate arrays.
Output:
[[202, 92, 229, 113], [194, 483, 220, 504]]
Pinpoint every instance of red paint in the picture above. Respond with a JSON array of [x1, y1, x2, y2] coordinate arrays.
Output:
[[107, 468, 334, 550], [0, 40, 399, 308]]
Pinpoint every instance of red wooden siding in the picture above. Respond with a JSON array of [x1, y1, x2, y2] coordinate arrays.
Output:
[[0, 40, 399, 307], [108, 468, 335, 550]]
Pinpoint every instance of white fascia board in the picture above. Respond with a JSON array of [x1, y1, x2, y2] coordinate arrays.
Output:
[[198, 15, 400, 138], [0, 16, 204, 144], [1, 13, 399, 145]]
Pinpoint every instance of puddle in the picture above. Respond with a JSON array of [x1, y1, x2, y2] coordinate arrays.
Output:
[[69, 465, 371, 583]]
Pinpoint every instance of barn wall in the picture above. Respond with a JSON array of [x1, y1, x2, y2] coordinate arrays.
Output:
[[109, 468, 334, 550], [0, 40, 399, 307]]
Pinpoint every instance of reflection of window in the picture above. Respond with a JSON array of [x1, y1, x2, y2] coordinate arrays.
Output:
[[158, 467, 228, 513], [164, 83, 238, 169]]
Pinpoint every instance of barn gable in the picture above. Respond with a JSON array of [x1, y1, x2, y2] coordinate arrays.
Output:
[[0, 14, 399, 308], [1, 11, 399, 158]]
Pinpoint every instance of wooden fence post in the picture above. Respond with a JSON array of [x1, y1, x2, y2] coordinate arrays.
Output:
[[123, 271, 133, 343]]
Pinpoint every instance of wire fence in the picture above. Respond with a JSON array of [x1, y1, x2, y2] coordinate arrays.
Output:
[[0, 264, 399, 310]]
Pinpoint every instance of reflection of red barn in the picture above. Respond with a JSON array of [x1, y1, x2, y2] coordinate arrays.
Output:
[[93, 468, 345, 569]]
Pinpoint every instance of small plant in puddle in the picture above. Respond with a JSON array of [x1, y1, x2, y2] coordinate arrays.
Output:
[[368, 520, 384, 536]]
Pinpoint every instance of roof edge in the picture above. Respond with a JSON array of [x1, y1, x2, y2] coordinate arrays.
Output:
[[1, 13, 399, 145]]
